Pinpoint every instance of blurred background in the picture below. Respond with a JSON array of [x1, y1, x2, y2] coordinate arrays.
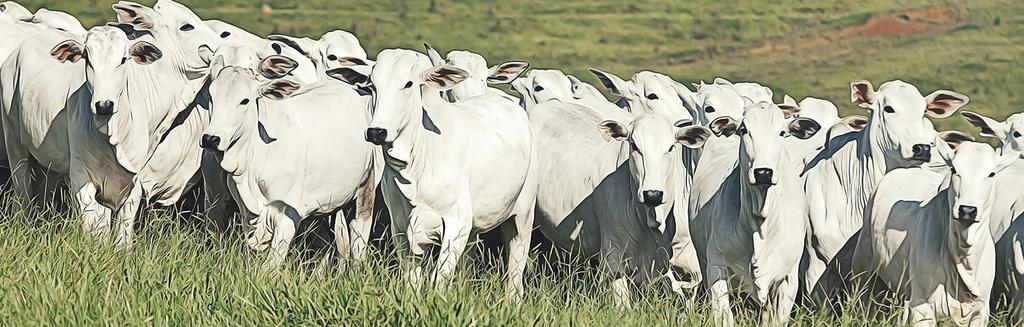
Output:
[[15, 0, 1024, 132]]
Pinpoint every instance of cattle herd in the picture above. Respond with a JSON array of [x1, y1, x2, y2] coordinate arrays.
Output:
[[3, 1, 1024, 326]]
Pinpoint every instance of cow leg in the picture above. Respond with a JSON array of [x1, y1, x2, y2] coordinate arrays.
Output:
[[611, 276, 632, 309], [349, 175, 376, 262], [433, 211, 471, 294], [501, 204, 534, 305], [908, 299, 935, 327], [4, 139, 32, 204], [708, 265, 736, 327], [74, 181, 112, 241], [113, 183, 143, 248], [333, 209, 351, 272], [767, 269, 799, 325], [262, 204, 298, 272]]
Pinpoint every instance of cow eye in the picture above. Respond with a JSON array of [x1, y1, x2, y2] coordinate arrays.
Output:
[[180, 24, 194, 31], [989, 172, 996, 178], [534, 85, 544, 92], [646, 93, 659, 100], [950, 167, 957, 174], [883, 106, 895, 113], [220, 31, 231, 38], [403, 81, 413, 89], [327, 54, 338, 61], [120, 57, 127, 65], [1015, 131, 1022, 138], [240, 99, 250, 105], [779, 131, 787, 137], [704, 106, 716, 113]]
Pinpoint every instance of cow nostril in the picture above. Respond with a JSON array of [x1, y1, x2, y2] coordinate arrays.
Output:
[[365, 128, 388, 145], [913, 144, 931, 155], [642, 190, 664, 206], [200, 134, 221, 150]]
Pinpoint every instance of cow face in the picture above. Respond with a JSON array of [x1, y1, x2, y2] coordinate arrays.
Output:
[[962, 111, 1024, 153], [443, 50, 527, 101], [326, 49, 468, 146], [202, 58, 300, 152], [320, 30, 367, 70], [50, 27, 163, 116], [940, 141, 1016, 248], [114, 1, 219, 73], [678, 82, 747, 137], [598, 114, 711, 207], [850, 80, 969, 166], [513, 69, 575, 108], [590, 69, 696, 124], [738, 102, 820, 186]]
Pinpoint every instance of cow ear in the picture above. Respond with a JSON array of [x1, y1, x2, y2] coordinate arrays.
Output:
[[208, 55, 225, 80], [421, 64, 469, 90], [334, 56, 373, 67], [713, 77, 733, 85], [198, 44, 214, 66], [423, 43, 445, 66], [850, 80, 876, 109], [960, 111, 1004, 139], [589, 68, 637, 98], [50, 39, 85, 63], [924, 90, 969, 119], [676, 126, 712, 148], [597, 120, 630, 142], [779, 94, 800, 117], [710, 116, 739, 137], [259, 55, 298, 79], [112, 2, 154, 31], [325, 66, 371, 86], [129, 41, 162, 65], [788, 117, 822, 140], [740, 96, 756, 109], [260, 79, 302, 100], [486, 61, 529, 85], [934, 134, 955, 165], [672, 82, 700, 115], [106, 22, 139, 37], [937, 130, 975, 150], [842, 115, 869, 132]]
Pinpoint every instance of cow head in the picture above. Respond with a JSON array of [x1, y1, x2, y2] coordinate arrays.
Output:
[[202, 56, 301, 153], [326, 48, 467, 146], [737, 101, 821, 186], [850, 80, 969, 166], [0, 1, 31, 21], [512, 69, 575, 108], [434, 47, 527, 101], [938, 140, 1017, 249], [779, 96, 840, 132], [589, 68, 696, 124], [50, 26, 164, 116], [962, 111, 1024, 153], [113, 0, 219, 75], [21, 9, 87, 35], [676, 81, 747, 137], [320, 30, 368, 70], [598, 114, 711, 207]]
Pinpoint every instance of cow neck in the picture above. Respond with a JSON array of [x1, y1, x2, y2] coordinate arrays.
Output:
[[942, 214, 991, 302], [390, 89, 448, 179]]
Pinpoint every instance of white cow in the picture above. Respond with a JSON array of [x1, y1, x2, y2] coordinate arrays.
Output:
[[45, 0, 220, 246], [422, 44, 528, 101], [200, 56, 379, 270], [327, 49, 536, 302], [801, 80, 969, 300], [705, 101, 821, 325], [858, 141, 1015, 326]]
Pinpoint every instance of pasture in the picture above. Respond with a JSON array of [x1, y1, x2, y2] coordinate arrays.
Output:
[[3, 0, 1023, 325]]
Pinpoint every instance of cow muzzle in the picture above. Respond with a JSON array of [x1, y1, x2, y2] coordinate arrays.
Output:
[[94, 100, 115, 116], [641, 190, 664, 207], [752, 168, 774, 185], [910, 144, 932, 162], [955, 205, 979, 223], [365, 128, 388, 145], [200, 134, 221, 150]]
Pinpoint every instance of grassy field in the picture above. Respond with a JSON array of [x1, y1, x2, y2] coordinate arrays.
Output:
[[4, 0, 1024, 325]]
